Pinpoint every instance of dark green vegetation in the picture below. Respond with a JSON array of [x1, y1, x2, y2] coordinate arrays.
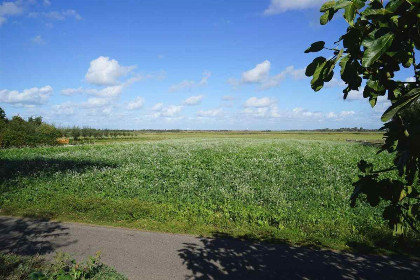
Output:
[[305, 0, 420, 235], [0, 108, 61, 149], [1, 134, 418, 255], [0, 252, 126, 280]]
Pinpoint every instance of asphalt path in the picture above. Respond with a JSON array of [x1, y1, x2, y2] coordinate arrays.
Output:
[[0, 216, 419, 280]]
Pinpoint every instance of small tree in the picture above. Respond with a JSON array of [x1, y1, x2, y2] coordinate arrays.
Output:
[[306, 0, 420, 235]]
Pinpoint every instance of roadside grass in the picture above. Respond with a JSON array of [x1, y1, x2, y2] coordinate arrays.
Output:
[[1, 135, 418, 255], [0, 252, 126, 280]]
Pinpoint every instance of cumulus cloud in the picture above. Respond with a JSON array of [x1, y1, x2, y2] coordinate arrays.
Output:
[[0, 85, 53, 106], [0, 1, 23, 26], [264, 0, 325, 15], [169, 71, 211, 92], [183, 95, 204, 106], [85, 56, 136, 86], [244, 97, 276, 107], [406, 77, 416, 83], [242, 60, 271, 83], [127, 96, 144, 110], [197, 108, 223, 118], [229, 61, 305, 90]]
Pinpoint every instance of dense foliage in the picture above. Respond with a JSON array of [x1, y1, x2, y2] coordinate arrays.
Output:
[[2, 138, 415, 253], [0, 108, 61, 148], [305, 0, 420, 235]]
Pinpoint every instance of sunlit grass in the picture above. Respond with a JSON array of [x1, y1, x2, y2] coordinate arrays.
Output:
[[2, 134, 413, 254]]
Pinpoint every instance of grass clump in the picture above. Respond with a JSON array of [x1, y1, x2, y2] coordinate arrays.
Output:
[[0, 252, 126, 280]]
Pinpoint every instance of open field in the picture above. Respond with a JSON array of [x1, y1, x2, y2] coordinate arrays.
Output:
[[73, 131, 384, 145], [1, 132, 417, 255]]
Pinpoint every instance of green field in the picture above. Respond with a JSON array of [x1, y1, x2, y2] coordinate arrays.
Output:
[[1, 132, 417, 254]]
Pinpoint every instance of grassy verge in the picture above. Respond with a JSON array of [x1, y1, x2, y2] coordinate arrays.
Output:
[[0, 252, 126, 280], [1, 136, 418, 256]]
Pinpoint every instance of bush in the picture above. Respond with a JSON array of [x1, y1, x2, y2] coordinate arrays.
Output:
[[0, 108, 62, 148], [28, 251, 127, 280]]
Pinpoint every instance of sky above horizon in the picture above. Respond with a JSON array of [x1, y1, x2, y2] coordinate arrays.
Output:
[[0, 0, 414, 130]]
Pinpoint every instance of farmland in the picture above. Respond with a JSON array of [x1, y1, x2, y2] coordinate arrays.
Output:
[[0, 131, 415, 254]]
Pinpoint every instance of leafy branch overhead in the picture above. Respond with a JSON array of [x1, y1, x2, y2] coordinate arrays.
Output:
[[306, 0, 420, 235]]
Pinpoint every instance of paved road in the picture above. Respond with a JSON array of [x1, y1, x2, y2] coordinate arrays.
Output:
[[0, 216, 419, 280]]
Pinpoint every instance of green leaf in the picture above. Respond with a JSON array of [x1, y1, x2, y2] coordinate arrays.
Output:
[[320, 0, 336, 12], [339, 54, 350, 76], [320, 10, 330, 25], [362, 8, 390, 17], [343, 0, 365, 25], [335, 0, 352, 10], [305, 57, 326, 77], [344, 4, 357, 24], [362, 33, 395, 67], [304, 41, 325, 53], [381, 88, 420, 122], [311, 60, 327, 91]]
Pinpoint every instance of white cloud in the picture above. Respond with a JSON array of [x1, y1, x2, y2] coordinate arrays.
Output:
[[52, 101, 75, 115], [83, 97, 112, 108], [260, 65, 305, 90], [406, 77, 416, 83], [151, 102, 164, 111], [244, 97, 276, 107], [29, 9, 82, 21], [127, 96, 144, 110], [162, 105, 182, 117], [183, 95, 204, 106], [264, 0, 325, 15], [32, 35, 45, 45], [0, 1, 23, 26], [0, 85, 52, 106], [229, 61, 305, 90], [61, 87, 84, 96], [85, 56, 136, 86], [242, 60, 271, 83], [340, 110, 355, 117], [197, 108, 223, 118], [43, 0, 51, 6], [149, 104, 183, 119], [169, 72, 211, 92]]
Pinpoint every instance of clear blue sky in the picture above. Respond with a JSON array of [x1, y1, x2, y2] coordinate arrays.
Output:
[[0, 0, 413, 129]]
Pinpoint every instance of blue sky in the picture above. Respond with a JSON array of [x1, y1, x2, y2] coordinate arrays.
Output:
[[0, 0, 413, 129]]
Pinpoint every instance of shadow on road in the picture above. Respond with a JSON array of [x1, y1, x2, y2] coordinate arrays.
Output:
[[0, 216, 76, 255], [178, 233, 420, 279]]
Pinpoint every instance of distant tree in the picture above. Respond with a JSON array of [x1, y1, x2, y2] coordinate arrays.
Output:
[[71, 126, 81, 140], [306, 0, 420, 235], [0, 107, 6, 121]]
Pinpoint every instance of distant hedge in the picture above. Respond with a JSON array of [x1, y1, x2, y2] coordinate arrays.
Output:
[[0, 107, 62, 148]]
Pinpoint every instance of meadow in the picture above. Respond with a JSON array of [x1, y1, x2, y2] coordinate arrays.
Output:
[[1, 131, 416, 254]]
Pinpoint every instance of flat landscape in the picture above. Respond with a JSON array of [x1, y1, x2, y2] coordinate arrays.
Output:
[[3, 131, 412, 255]]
